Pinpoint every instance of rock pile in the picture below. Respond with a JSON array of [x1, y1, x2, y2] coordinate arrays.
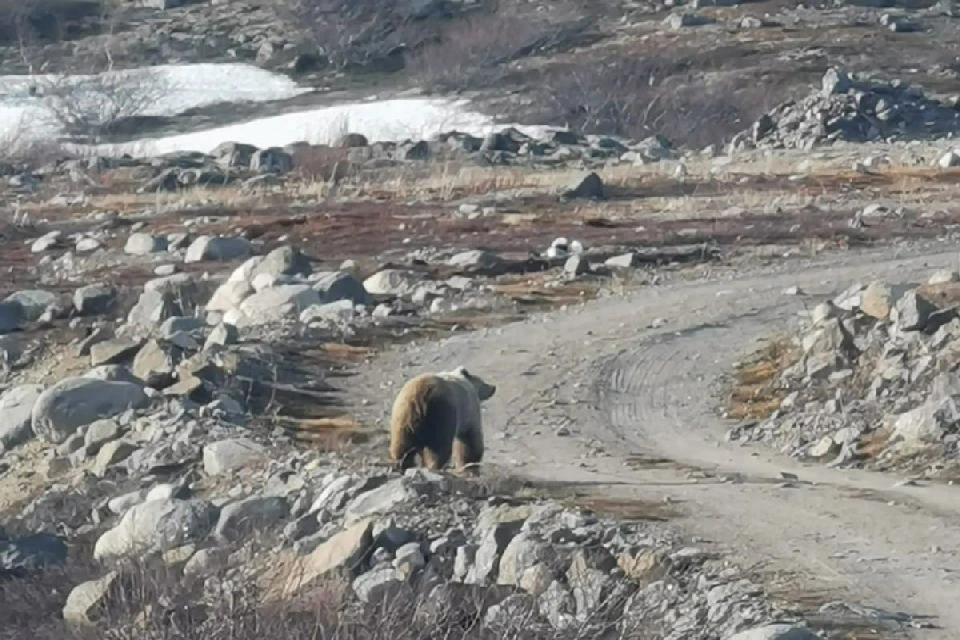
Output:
[[43, 459, 811, 639], [729, 271, 960, 475], [732, 68, 960, 151]]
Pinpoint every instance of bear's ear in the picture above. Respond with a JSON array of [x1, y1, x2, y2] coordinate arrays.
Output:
[[456, 366, 470, 377]]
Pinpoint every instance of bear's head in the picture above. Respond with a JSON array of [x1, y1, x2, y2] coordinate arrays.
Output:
[[455, 366, 496, 401]]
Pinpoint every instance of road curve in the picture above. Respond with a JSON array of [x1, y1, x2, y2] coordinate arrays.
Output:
[[349, 243, 960, 638]]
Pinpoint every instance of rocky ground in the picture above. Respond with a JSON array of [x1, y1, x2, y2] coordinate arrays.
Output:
[[7, 0, 960, 638], [727, 268, 960, 480]]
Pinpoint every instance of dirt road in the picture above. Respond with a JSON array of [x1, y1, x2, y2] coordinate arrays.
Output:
[[349, 242, 960, 637]]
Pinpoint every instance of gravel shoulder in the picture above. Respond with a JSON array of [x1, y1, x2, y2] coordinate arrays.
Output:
[[348, 242, 960, 638]]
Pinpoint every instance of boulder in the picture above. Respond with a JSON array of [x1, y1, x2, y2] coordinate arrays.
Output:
[[363, 270, 424, 297], [562, 172, 605, 200], [89, 339, 142, 366], [31, 378, 149, 444], [250, 148, 294, 174], [211, 142, 258, 169], [465, 521, 523, 585], [0, 384, 42, 449], [344, 479, 417, 523], [859, 281, 907, 320], [234, 285, 322, 327], [124, 233, 167, 255], [92, 440, 139, 477], [891, 290, 936, 331], [4, 289, 57, 322], [93, 499, 218, 561], [312, 271, 371, 305], [203, 438, 266, 475], [184, 235, 252, 263], [126, 289, 178, 330], [62, 571, 119, 625], [73, 284, 116, 316], [256, 245, 312, 278], [447, 250, 506, 274], [497, 533, 555, 587], [132, 340, 179, 388], [278, 520, 374, 597], [214, 496, 289, 542], [352, 565, 404, 602], [206, 280, 254, 312], [83, 419, 120, 453]]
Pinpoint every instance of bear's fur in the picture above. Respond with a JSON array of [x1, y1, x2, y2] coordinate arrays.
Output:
[[389, 366, 496, 472]]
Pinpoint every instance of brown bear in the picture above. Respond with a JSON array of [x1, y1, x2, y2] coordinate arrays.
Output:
[[388, 366, 496, 472]]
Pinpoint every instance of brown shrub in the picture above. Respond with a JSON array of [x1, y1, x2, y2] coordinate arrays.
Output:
[[532, 53, 781, 148], [405, 11, 593, 92]]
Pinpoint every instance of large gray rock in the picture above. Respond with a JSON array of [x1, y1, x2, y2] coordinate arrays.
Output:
[[62, 571, 119, 625], [891, 290, 936, 331], [892, 372, 960, 446], [144, 274, 203, 313], [562, 172, 605, 200], [724, 625, 820, 640], [465, 521, 522, 585], [214, 496, 289, 542], [184, 235, 252, 263], [0, 384, 42, 449], [206, 280, 254, 312], [132, 340, 178, 388], [250, 148, 294, 174], [124, 233, 167, 255], [203, 438, 266, 475], [352, 565, 404, 602], [73, 284, 117, 316], [232, 285, 322, 326], [4, 290, 57, 322], [92, 440, 139, 477], [0, 301, 23, 333], [312, 271, 371, 305], [363, 270, 424, 297], [126, 289, 178, 330], [256, 245, 311, 278], [447, 250, 506, 274], [497, 533, 554, 587], [279, 520, 374, 597], [211, 141, 258, 168], [89, 339, 142, 366], [344, 479, 417, 523], [859, 281, 907, 320], [31, 378, 149, 444], [93, 499, 218, 561]]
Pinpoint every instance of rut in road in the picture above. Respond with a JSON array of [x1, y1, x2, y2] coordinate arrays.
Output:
[[348, 244, 960, 638]]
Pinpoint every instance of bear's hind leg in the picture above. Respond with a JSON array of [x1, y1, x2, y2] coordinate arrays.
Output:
[[421, 437, 453, 470], [453, 425, 484, 472]]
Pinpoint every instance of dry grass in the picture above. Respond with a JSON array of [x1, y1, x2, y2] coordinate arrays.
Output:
[[725, 335, 799, 421]]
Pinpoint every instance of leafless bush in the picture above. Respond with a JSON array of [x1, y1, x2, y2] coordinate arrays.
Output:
[[292, 145, 356, 183], [405, 12, 589, 92], [279, 0, 437, 72], [35, 66, 171, 144], [1, 550, 649, 640], [0, 116, 73, 172], [535, 56, 777, 148]]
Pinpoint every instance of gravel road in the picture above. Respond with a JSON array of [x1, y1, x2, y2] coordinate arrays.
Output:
[[350, 242, 960, 638]]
